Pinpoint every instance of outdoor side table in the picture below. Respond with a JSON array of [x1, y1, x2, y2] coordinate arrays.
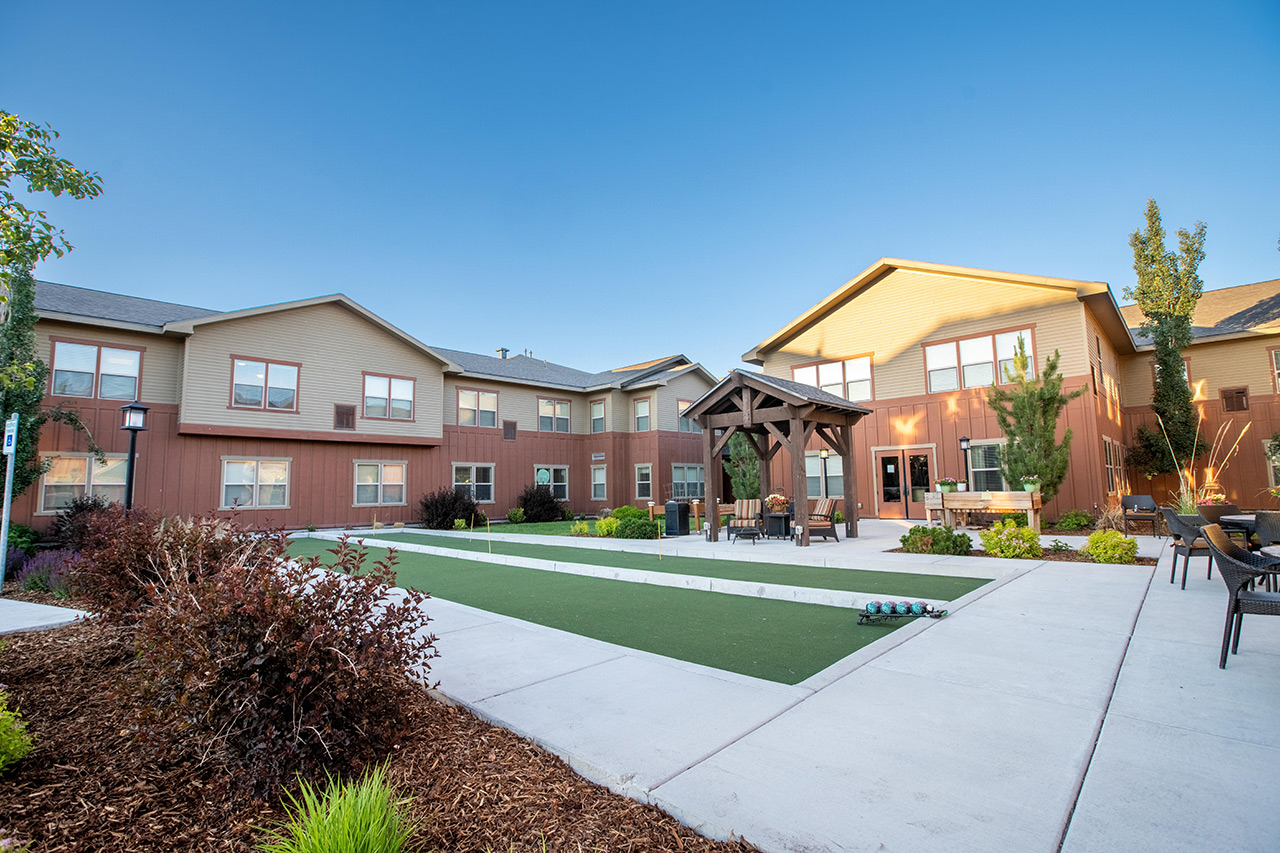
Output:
[[766, 512, 792, 540]]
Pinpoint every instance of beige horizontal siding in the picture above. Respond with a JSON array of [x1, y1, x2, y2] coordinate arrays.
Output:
[[1120, 335, 1277, 409], [655, 371, 715, 431], [180, 302, 444, 438], [36, 320, 184, 405], [761, 268, 1088, 400]]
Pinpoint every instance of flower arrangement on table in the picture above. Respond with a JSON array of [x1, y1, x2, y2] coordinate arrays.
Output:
[[765, 493, 789, 513]]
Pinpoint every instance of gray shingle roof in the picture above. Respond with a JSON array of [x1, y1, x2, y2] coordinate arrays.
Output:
[[427, 346, 684, 390], [1120, 277, 1280, 344], [35, 280, 221, 329]]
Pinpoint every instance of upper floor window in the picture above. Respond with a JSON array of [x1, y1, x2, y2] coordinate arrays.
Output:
[[590, 400, 605, 434], [365, 374, 413, 420], [634, 399, 651, 431], [355, 462, 406, 506], [40, 454, 127, 512], [51, 342, 141, 400], [539, 398, 570, 432], [926, 329, 1032, 393], [233, 358, 299, 411], [792, 357, 873, 402], [458, 389, 497, 427], [677, 400, 702, 433]]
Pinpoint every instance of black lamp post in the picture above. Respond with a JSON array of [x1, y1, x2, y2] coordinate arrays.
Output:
[[959, 435, 971, 487], [819, 447, 829, 496], [120, 401, 148, 509]]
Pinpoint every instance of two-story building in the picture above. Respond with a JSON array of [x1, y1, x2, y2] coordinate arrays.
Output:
[[18, 281, 715, 529], [743, 258, 1280, 520]]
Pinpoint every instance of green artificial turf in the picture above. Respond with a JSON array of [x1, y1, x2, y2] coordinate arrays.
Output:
[[289, 538, 908, 685], [347, 531, 989, 600]]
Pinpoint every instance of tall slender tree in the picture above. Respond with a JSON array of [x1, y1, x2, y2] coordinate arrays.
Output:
[[985, 339, 1085, 502], [1124, 198, 1208, 475], [726, 432, 761, 501]]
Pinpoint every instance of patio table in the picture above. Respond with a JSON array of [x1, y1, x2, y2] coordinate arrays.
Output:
[[1220, 513, 1256, 535]]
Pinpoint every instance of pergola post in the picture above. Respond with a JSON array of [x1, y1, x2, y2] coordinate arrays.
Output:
[[842, 420, 857, 538], [790, 409, 810, 547], [705, 426, 720, 542]]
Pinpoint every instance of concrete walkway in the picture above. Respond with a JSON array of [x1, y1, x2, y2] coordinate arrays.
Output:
[[376, 521, 1280, 852], [0, 597, 87, 634]]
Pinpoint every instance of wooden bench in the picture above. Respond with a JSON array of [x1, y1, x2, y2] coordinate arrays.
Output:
[[923, 490, 1043, 533]]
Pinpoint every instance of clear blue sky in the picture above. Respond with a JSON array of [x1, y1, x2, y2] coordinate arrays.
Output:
[[6, 1, 1278, 377]]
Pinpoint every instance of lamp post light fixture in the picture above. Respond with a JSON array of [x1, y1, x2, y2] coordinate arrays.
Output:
[[819, 447, 830, 496], [120, 401, 149, 510], [959, 435, 971, 486]]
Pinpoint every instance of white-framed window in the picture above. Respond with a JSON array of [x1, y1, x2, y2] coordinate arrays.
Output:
[[968, 442, 1006, 491], [1102, 437, 1127, 495], [671, 464, 705, 499], [534, 465, 569, 500], [792, 357, 873, 403], [959, 336, 995, 388], [364, 374, 414, 420], [677, 400, 702, 433], [804, 453, 845, 499], [453, 463, 494, 502], [634, 398, 651, 431], [458, 389, 497, 427], [635, 464, 652, 500], [924, 343, 959, 393], [39, 454, 128, 512], [590, 400, 606, 434], [221, 459, 290, 509], [1265, 439, 1280, 490], [538, 399, 570, 433], [51, 342, 141, 400], [354, 461, 406, 506], [995, 330, 1032, 382], [591, 465, 607, 501], [232, 358, 299, 411]]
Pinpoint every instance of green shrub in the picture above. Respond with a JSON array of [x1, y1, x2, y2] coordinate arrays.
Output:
[[979, 519, 1043, 559], [562, 506, 575, 522], [616, 518, 660, 539], [452, 518, 467, 531], [0, 690, 35, 778], [1049, 538, 1071, 552], [256, 764, 418, 853], [610, 505, 647, 522], [6, 522, 40, 555], [1080, 529, 1138, 564], [506, 507, 525, 524], [899, 525, 972, 555], [1056, 509, 1094, 531], [999, 512, 1029, 527], [516, 485, 564, 524], [594, 517, 620, 537], [834, 510, 845, 524], [569, 520, 589, 536]]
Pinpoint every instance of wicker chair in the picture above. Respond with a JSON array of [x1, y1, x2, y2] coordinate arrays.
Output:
[[726, 499, 763, 543], [1160, 509, 1210, 590], [1202, 524, 1280, 668], [1121, 495, 1159, 536], [1252, 510, 1280, 550], [806, 498, 840, 542]]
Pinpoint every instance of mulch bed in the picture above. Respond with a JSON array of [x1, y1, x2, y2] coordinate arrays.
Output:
[[0, 590, 756, 852], [884, 547, 1158, 566]]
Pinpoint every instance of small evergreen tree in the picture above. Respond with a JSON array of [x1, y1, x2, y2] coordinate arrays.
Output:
[[985, 339, 1085, 502], [726, 432, 760, 501], [1124, 198, 1208, 475]]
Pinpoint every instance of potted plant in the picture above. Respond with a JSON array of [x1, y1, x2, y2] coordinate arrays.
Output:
[[1020, 474, 1042, 493], [934, 477, 958, 493], [765, 493, 789, 513], [1196, 493, 1235, 525], [956, 479, 969, 492]]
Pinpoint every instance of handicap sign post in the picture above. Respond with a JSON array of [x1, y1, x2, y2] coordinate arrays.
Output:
[[0, 413, 18, 592]]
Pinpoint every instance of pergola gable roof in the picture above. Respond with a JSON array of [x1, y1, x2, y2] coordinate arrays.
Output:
[[684, 370, 871, 422]]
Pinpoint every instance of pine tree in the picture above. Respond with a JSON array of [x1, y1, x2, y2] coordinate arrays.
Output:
[[726, 432, 760, 501], [985, 339, 1085, 502], [1124, 198, 1208, 475]]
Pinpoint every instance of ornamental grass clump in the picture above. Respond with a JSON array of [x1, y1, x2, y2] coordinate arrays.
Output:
[[899, 525, 972, 555], [979, 519, 1043, 559], [256, 765, 419, 853], [1080, 529, 1139, 564]]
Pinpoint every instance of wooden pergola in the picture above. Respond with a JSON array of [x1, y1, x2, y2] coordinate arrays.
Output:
[[685, 370, 871, 546]]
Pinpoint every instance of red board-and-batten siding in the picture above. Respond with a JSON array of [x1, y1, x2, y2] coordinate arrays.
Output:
[[756, 266, 1120, 518], [22, 305, 712, 530]]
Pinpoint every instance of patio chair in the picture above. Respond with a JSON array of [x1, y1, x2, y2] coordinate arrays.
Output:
[[1197, 502, 1251, 547], [726, 499, 763, 543], [1251, 509, 1280, 551], [1160, 508, 1210, 590], [1202, 524, 1280, 668], [1120, 495, 1159, 536], [806, 497, 840, 542]]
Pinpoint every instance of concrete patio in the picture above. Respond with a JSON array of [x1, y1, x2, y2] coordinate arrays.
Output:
[[383, 519, 1280, 852]]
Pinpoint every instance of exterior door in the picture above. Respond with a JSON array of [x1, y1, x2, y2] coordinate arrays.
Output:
[[875, 448, 933, 520]]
